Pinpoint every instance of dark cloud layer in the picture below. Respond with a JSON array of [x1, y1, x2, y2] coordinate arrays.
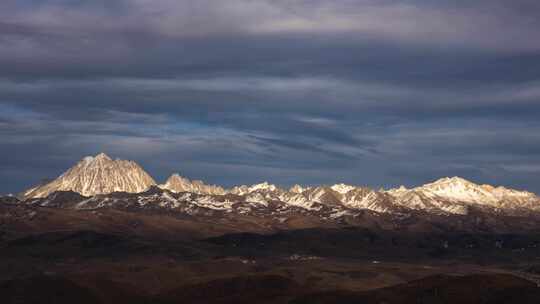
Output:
[[1, 0, 540, 194]]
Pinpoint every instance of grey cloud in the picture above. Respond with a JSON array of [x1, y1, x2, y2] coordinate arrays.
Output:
[[4, 0, 540, 51], [1, 0, 540, 194]]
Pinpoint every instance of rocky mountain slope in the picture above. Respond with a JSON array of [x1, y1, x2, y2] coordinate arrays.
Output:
[[23, 153, 156, 198]]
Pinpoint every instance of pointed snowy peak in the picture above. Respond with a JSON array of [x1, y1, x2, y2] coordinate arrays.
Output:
[[230, 182, 281, 195], [160, 173, 225, 195], [414, 176, 539, 207], [80, 152, 112, 165], [23, 153, 156, 199], [386, 185, 409, 196], [330, 183, 356, 194], [289, 184, 306, 194], [164, 173, 186, 183], [250, 182, 278, 192], [424, 176, 536, 198], [94, 152, 112, 161], [161, 173, 190, 189], [419, 176, 482, 193], [411, 176, 495, 204], [424, 176, 476, 188]]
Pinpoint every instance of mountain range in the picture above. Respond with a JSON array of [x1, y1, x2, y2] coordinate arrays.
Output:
[[4, 153, 540, 304], [16, 153, 539, 220]]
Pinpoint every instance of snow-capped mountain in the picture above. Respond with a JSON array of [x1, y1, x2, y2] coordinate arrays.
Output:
[[230, 182, 280, 195], [19, 153, 540, 219], [222, 177, 540, 215], [420, 177, 539, 207], [386, 177, 540, 214], [289, 184, 305, 194], [23, 153, 156, 198], [160, 173, 225, 195], [330, 183, 357, 194], [230, 184, 396, 213]]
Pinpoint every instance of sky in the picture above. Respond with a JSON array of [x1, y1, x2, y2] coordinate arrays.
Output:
[[1, 0, 540, 194]]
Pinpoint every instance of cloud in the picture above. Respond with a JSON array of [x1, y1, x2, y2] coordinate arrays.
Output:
[[3, 1, 540, 51], [2, 76, 540, 121], [1, 1, 540, 194]]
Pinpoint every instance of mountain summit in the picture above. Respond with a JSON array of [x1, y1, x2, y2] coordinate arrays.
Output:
[[23, 153, 156, 198], [160, 173, 225, 195]]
